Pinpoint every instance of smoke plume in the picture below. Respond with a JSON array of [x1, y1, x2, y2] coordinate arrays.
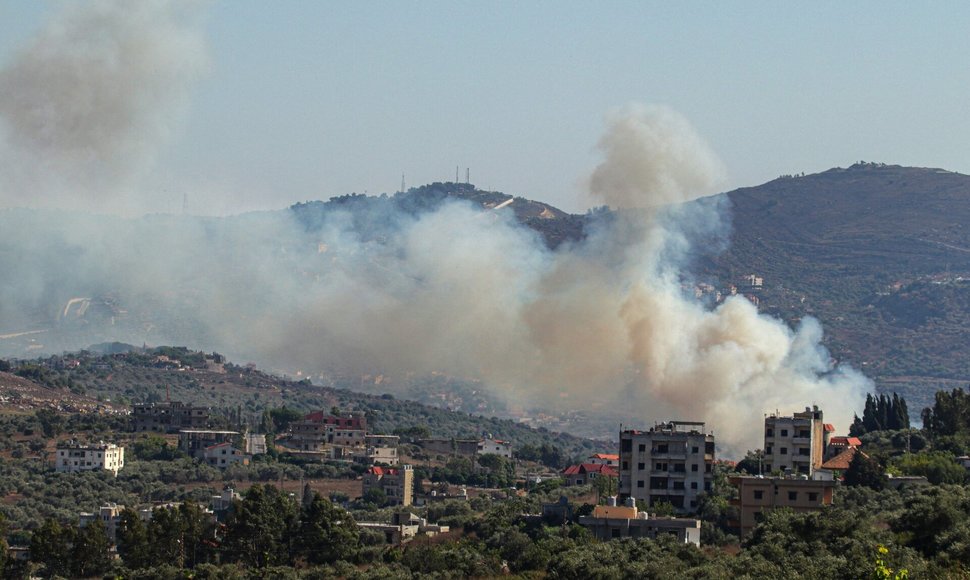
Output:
[[0, 0, 207, 211], [0, 2, 869, 453]]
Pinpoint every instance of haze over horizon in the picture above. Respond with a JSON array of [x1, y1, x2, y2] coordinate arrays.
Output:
[[2, 1, 969, 215]]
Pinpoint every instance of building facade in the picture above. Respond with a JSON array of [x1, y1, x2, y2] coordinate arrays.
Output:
[[763, 406, 826, 476], [618, 421, 715, 512], [578, 500, 701, 545], [178, 430, 239, 456], [362, 465, 414, 507], [132, 401, 209, 433], [56, 442, 125, 475], [477, 438, 512, 458], [200, 442, 251, 468], [729, 475, 835, 538]]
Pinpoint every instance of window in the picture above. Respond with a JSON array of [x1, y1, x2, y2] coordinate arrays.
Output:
[[766, 428, 773, 437], [673, 463, 685, 472], [622, 461, 629, 470], [781, 429, 788, 437], [692, 446, 699, 454], [656, 444, 668, 453], [799, 447, 810, 456], [691, 464, 698, 472], [780, 447, 788, 455], [754, 490, 764, 500], [788, 491, 797, 501], [655, 462, 667, 471], [673, 481, 684, 490], [808, 492, 818, 502], [621, 439, 632, 452], [690, 482, 698, 490], [690, 500, 697, 508], [765, 446, 773, 455], [638, 462, 645, 470], [638, 444, 646, 452], [704, 482, 711, 491], [637, 480, 645, 488]]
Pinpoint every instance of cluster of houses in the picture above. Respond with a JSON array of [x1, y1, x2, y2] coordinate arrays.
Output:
[[556, 405, 928, 542]]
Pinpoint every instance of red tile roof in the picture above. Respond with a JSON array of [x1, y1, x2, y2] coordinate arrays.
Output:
[[590, 453, 619, 461], [821, 447, 868, 471], [829, 436, 862, 447], [367, 466, 398, 476], [823, 423, 836, 432], [562, 463, 618, 477]]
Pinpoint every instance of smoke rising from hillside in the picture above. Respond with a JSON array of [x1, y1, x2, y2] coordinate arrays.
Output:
[[0, 0, 207, 211], [0, 2, 869, 453], [0, 103, 869, 454]]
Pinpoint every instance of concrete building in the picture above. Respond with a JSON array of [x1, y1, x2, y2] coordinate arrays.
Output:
[[763, 407, 826, 476], [132, 401, 209, 433], [290, 412, 367, 449], [362, 465, 414, 507], [588, 453, 620, 467], [578, 498, 701, 545], [244, 433, 267, 455], [478, 438, 512, 458], [618, 421, 715, 512], [354, 434, 400, 466], [562, 463, 619, 487], [55, 441, 125, 475], [729, 475, 835, 538], [78, 503, 126, 543], [178, 430, 239, 456], [200, 442, 251, 469], [357, 512, 450, 545]]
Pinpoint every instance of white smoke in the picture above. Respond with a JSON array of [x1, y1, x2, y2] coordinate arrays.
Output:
[[0, 0, 870, 454], [0, 0, 208, 212]]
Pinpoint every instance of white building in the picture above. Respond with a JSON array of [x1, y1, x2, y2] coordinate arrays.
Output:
[[56, 442, 125, 475], [478, 438, 512, 459], [200, 442, 250, 469]]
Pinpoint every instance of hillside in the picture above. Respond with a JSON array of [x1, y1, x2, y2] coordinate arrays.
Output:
[[704, 163, 970, 412], [0, 348, 603, 459]]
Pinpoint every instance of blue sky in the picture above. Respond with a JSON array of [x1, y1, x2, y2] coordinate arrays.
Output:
[[2, 1, 969, 214]]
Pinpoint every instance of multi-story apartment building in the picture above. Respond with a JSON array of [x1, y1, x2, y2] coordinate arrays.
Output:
[[763, 406, 826, 476], [362, 464, 414, 507], [729, 475, 835, 538], [55, 441, 125, 475], [290, 412, 367, 449], [618, 421, 715, 512], [132, 401, 209, 433]]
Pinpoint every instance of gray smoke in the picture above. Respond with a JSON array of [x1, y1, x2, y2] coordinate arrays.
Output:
[[0, 0, 207, 211], [0, 2, 870, 454]]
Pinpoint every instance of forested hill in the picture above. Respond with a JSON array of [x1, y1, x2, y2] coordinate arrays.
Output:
[[0, 348, 603, 460], [703, 163, 970, 411]]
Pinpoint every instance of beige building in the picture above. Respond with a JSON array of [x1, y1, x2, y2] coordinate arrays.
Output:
[[729, 475, 835, 538], [79, 503, 126, 543], [56, 441, 125, 475], [362, 465, 414, 506], [354, 435, 400, 466], [763, 406, 826, 476], [578, 499, 701, 545], [200, 442, 251, 469], [618, 421, 715, 512]]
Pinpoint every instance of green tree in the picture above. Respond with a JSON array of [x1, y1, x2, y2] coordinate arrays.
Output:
[[34, 409, 64, 438], [222, 484, 298, 568], [71, 520, 112, 578], [295, 493, 359, 565], [844, 452, 887, 490], [30, 518, 74, 578], [116, 507, 151, 569]]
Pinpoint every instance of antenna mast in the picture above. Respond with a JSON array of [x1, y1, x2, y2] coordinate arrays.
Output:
[[182, 193, 188, 215], [400, 173, 406, 194], [466, 168, 470, 184]]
